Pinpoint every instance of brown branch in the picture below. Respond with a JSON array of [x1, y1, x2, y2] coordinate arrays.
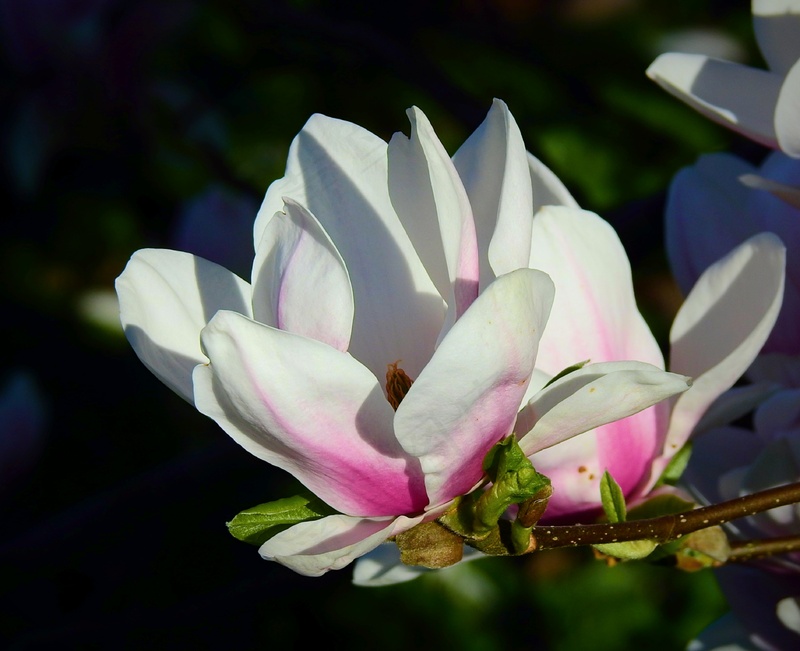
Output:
[[525, 481, 800, 553], [727, 536, 800, 563]]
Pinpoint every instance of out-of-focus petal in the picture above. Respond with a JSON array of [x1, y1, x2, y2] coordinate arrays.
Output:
[[255, 113, 444, 380], [259, 514, 422, 577], [529, 206, 663, 374], [752, 0, 800, 76], [528, 152, 579, 212], [193, 311, 427, 517], [739, 172, 800, 208], [693, 382, 781, 436], [666, 234, 786, 458], [394, 269, 554, 508], [251, 199, 353, 351], [775, 58, 800, 157], [666, 153, 758, 295], [646, 53, 782, 149], [749, 353, 800, 385], [388, 106, 479, 332], [116, 249, 252, 403], [452, 99, 533, 290], [687, 612, 762, 651]]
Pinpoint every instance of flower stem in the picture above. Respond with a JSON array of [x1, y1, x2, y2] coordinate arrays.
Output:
[[525, 481, 800, 553]]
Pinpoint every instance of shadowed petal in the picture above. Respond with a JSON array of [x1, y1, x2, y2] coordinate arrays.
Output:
[[252, 198, 353, 351], [395, 269, 554, 507], [116, 249, 252, 403], [388, 106, 479, 332], [255, 113, 443, 380], [193, 311, 427, 517], [665, 234, 786, 464], [259, 514, 422, 577], [776, 58, 800, 157], [529, 207, 664, 374], [647, 53, 782, 149], [753, 0, 800, 76], [452, 99, 534, 290]]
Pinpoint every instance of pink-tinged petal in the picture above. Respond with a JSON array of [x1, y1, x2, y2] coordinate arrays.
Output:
[[251, 198, 353, 351], [387, 106, 479, 331], [776, 58, 800, 157], [753, 0, 800, 76], [665, 233, 786, 460], [518, 362, 688, 456], [115, 249, 252, 403], [529, 207, 663, 374], [739, 172, 800, 208], [259, 514, 423, 577], [528, 152, 580, 212], [193, 311, 427, 517], [394, 269, 555, 507], [254, 113, 443, 381], [646, 53, 782, 149], [452, 99, 533, 290], [520, 362, 688, 520], [666, 153, 760, 294]]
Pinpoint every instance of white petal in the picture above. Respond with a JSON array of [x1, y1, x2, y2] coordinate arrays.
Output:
[[646, 53, 782, 148], [115, 249, 252, 403], [529, 206, 664, 374], [452, 99, 534, 289], [775, 57, 800, 157], [666, 233, 786, 456], [394, 269, 554, 507], [388, 106, 479, 332], [251, 198, 353, 351], [753, 0, 800, 75], [255, 113, 444, 380], [517, 361, 690, 456], [528, 151, 580, 212], [193, 311, 427, 517], [260, 514, 422, 577]]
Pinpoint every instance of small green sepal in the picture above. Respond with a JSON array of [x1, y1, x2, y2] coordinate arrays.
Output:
[[593, 539, 658, 560], [227, 492, 338, 546], [599, 471, 626, 524]]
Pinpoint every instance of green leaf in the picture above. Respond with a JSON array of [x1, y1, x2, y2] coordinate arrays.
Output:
[[227, 492, 337, 546], [542, 360, 590, 390], [656, 443, 692, 486], [599, 471, 626, 524], [593, 539, 657, 560]]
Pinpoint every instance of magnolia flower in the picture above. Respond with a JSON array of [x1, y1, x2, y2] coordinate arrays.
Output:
[[684, 389, 800, 651], [117, 100, 690, 576], [647, 0, 800, 156], [667, 151, 800, 385]]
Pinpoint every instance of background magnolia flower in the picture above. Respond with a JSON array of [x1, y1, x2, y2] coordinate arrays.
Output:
[[667, 151, 800, 386], [525, 209, 785, 522], [647, 0, 800, 156], [117, 101, 689, 576], [684, 389, 800, 651]]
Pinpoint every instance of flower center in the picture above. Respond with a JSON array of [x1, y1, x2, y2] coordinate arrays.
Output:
[[386, 361, 414, 410]]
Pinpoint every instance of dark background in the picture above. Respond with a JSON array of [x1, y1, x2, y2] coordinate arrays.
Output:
[[1, 1, 763, 648]]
